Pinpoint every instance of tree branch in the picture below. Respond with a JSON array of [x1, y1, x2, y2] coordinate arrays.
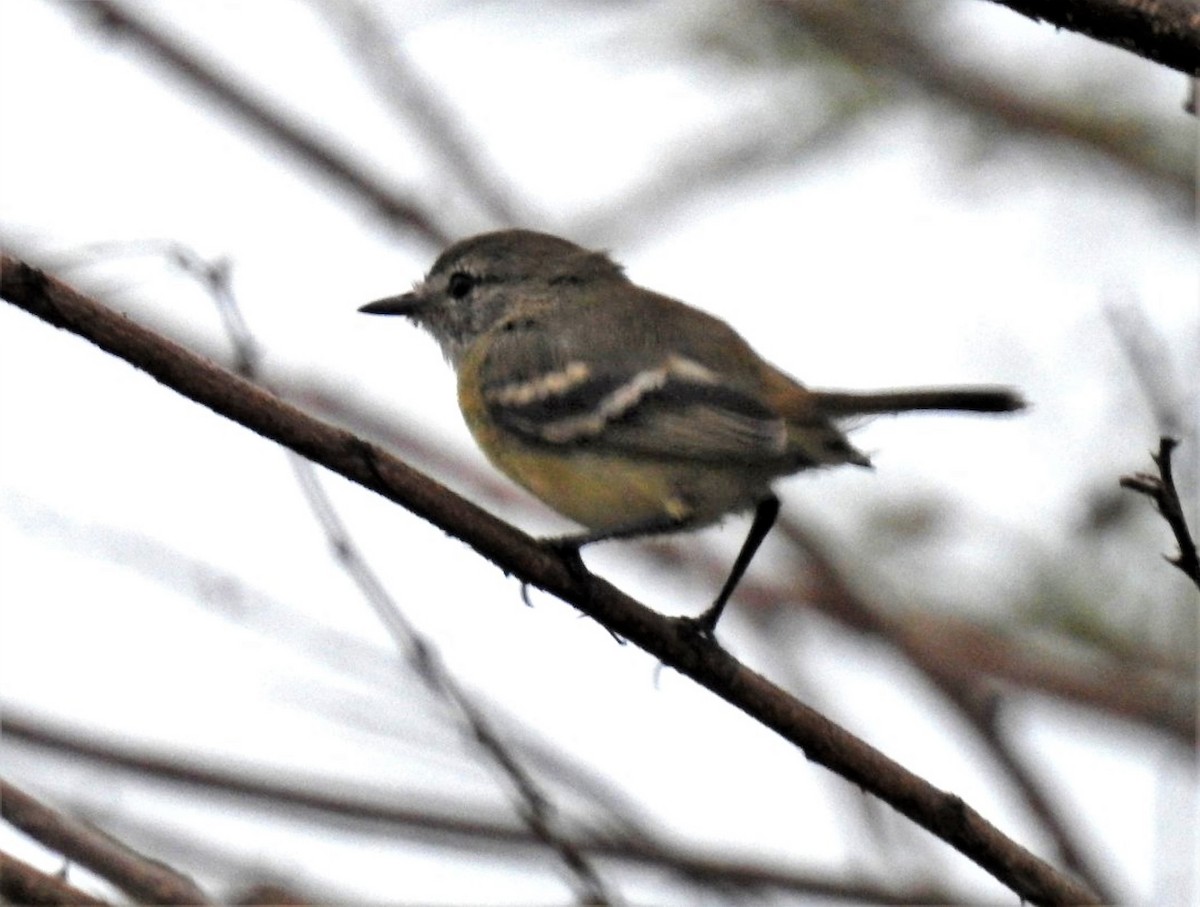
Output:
[[983, 0, 1200, 75], [0, 778, 210, 905], [0, 255, 1097, 905]]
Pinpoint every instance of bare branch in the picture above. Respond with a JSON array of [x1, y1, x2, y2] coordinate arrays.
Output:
[[894, 611, 1195, 742], [982, 0, 1200, 75], [0, 778, 211, 905], [0, 256, 1098, 905], [1121, 437, 1200, 590]]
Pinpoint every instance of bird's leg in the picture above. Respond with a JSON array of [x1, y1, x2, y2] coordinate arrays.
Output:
[[689, 495, 780, 636], [546, 513, 691, 579]]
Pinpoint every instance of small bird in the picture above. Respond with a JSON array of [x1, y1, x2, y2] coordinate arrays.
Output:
[[361, 230, 1022, 634]]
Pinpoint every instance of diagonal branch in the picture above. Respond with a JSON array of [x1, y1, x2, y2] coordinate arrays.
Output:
[[311, 0, 531, 228], [982, 0, 1200, 76], [0, 850, 113, 907], [0, 778, 211, 905], [0, 255, 1097, 906]]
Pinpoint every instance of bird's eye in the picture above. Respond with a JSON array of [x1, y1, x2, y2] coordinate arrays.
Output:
[[447, 271, 476, 300]]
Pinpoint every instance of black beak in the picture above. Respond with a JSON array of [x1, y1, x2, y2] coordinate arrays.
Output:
[[359, 292, 419, 315]]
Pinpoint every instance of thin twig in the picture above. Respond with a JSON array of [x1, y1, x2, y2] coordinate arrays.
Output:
[[0, 778, 211, 905], [0, 255, 1098, 905], [1120, 437, 1200, 590]]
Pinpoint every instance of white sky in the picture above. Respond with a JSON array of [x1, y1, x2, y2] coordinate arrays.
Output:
[[1, 1, 1196, 903]]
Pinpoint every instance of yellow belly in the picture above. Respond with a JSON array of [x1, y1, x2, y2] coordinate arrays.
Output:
[[458, 366, 768, 531], [506, 448, 677, 525]]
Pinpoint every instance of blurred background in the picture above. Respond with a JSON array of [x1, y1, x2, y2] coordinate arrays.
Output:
[[1, 1, 1196, 904]]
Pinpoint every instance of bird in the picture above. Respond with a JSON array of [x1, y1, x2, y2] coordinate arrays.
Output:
[[361, 230, 1023, 634]]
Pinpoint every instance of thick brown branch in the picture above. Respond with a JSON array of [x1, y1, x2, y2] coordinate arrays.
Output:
[[612, 517, 1195, 744], [0, 256, 1097, 906], [0, 778, 210, 905], [0, 851, 112, 907], [984, 0, 1200, 75]]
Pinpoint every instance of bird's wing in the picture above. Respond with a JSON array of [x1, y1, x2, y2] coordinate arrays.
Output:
[[476, 310, 789, 464]]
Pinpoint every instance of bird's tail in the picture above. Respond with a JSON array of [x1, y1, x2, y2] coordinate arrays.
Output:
[[807, 386, 1025, 417]]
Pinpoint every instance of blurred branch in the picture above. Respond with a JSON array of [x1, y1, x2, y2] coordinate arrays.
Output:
[[1104, 298, 1191, 436], [774, 518, 1116, 903], [55, 0, 452, 248], [4, 713, 958, 905], [4, 715, 575, 854], [290, 461, 616, 907], [897, 611, 1195, 739], [312, 0, 532, 228], [1, 257, 1097, 904], [231, 882, 311, 906], [1121, 438, 1200, 590], [2, 474, 658, 845], [767, 0, 1192, 200], [0, 851, 112, 907], [0, 778, 211, 905], [571, 92, 862, 246], [672, 538, 1196, 744], [982, 0, 1200, 75]]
